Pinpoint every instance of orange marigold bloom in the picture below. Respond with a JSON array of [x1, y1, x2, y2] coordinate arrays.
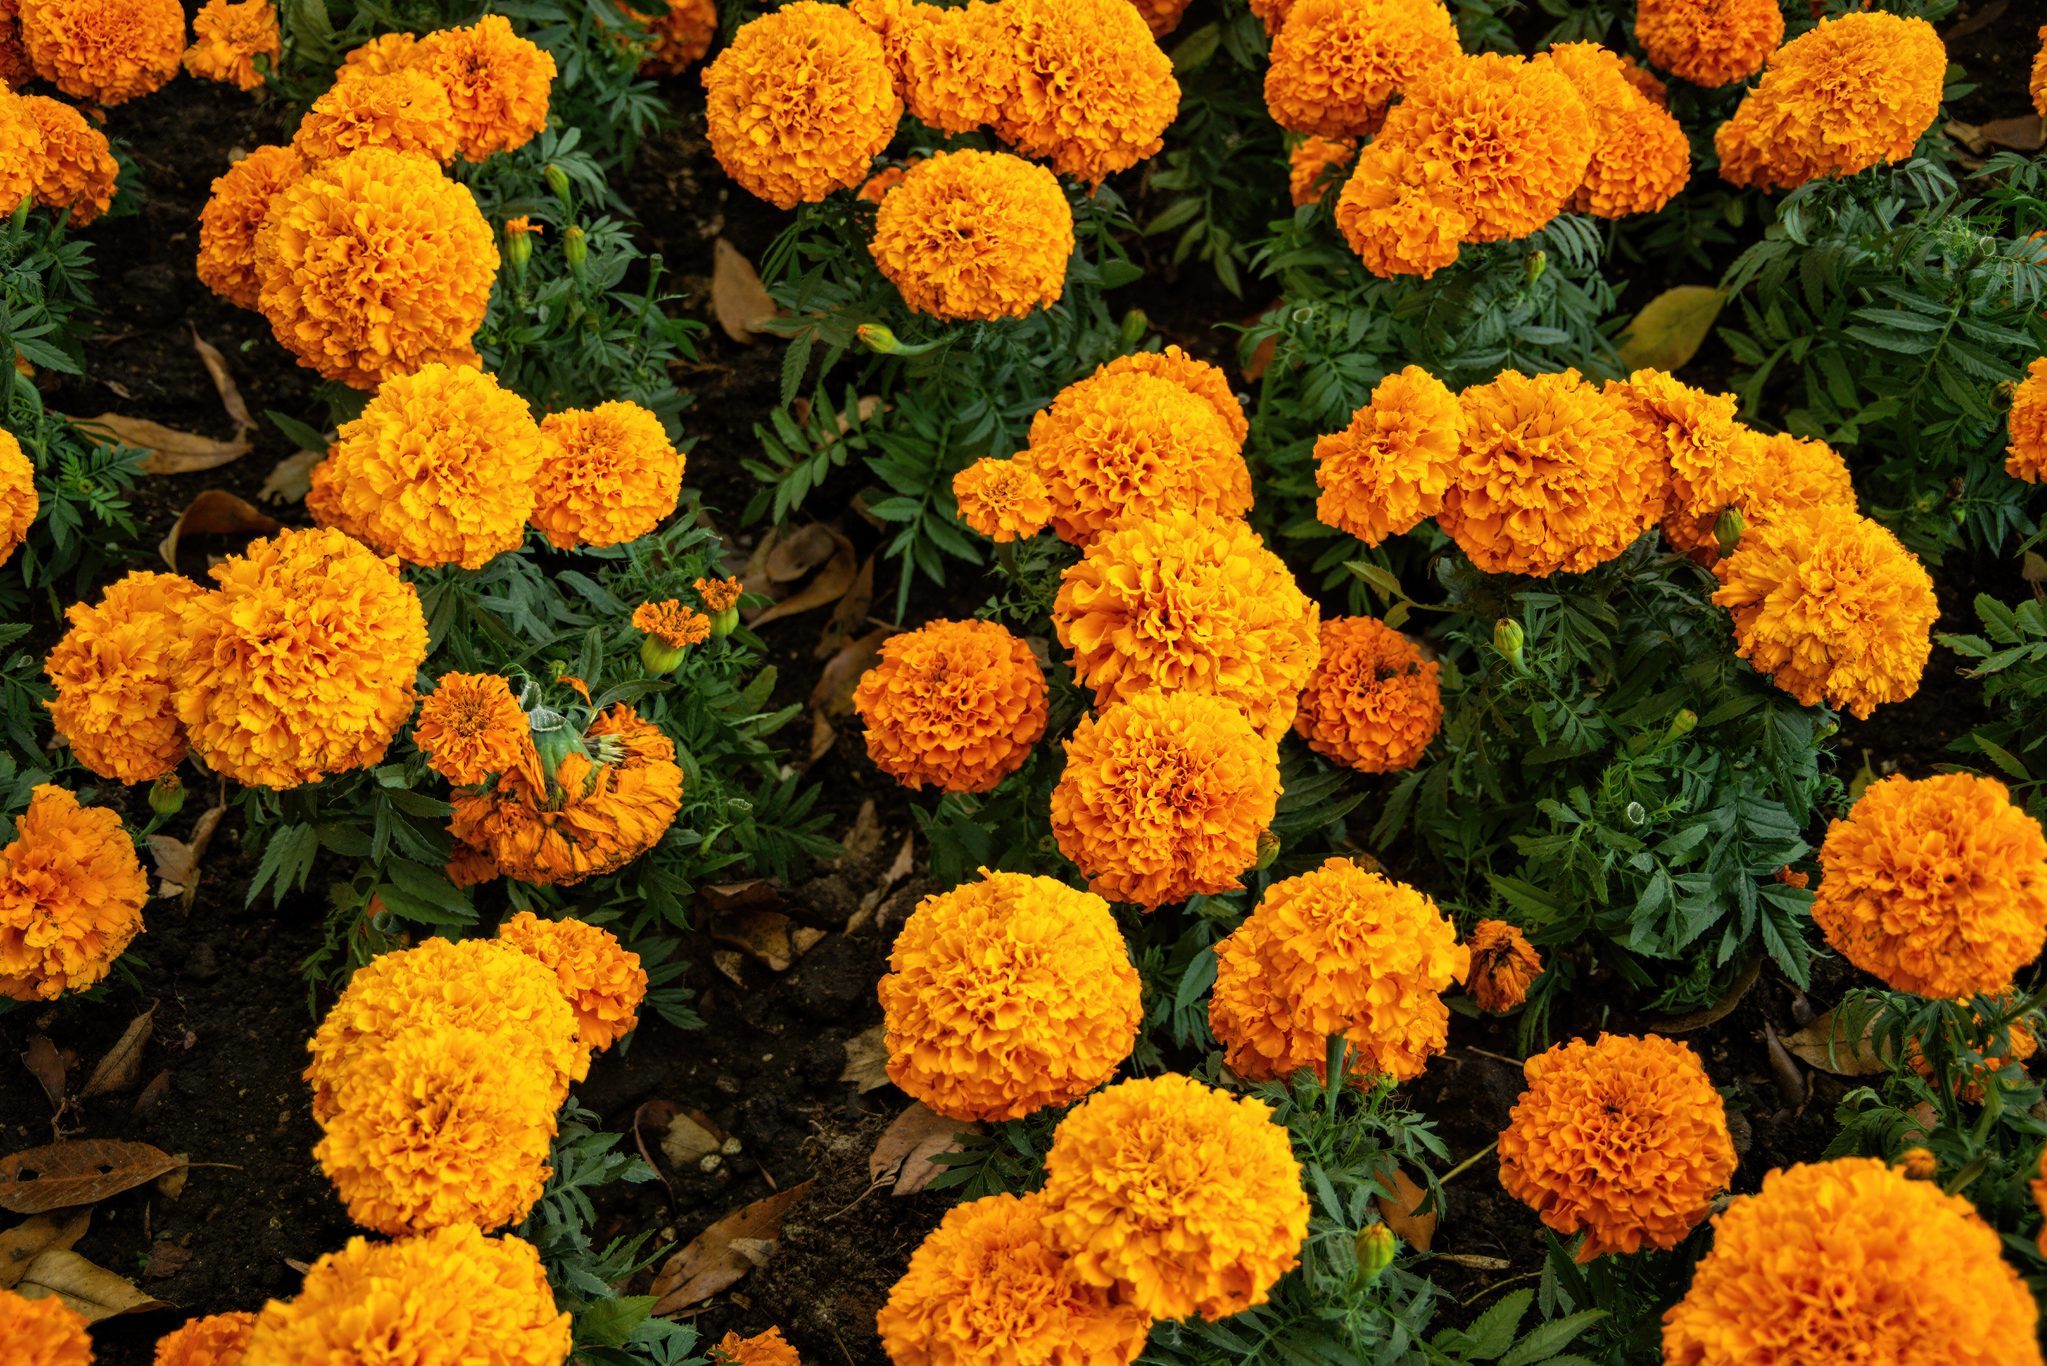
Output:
[[0, 0, 32, 85], [1289, 133, 1357, 206], [1715, 13, 1946, 193], [1039, 1074, 1308, 1321], [45, 569, 205, 784], [496, 911, 646, 1051], [1127, 0, 1190, 39], [851, 0, 1008, 136], [1051, 691, 1280, 911], [876, 1192, 1150, 1366], [694, 575, 743, 613], [1333, 142, 1469, 278], [154, 1312, 257, 1366], [532, 401, 684, 550], [1662, 1158, 2041, 1365], [1633, 0, 1780, 89], [852, 618, 1048, 794], [988, 0, 1179, 186], [1293, 616, 1441, 773], [1211, 856, 1468, 1085], [446, 841, 499, 889], [308, 363, 542, 569], [952, 457, 1052, 542], [1096, 343, 1248, 443], [0, 784, 146, 1001], [340, 29, 415, 75], [1313, 364, 1462, 546], [703, 2, 900, 208], [869, 149, 1073, 322], [1546, 43, 1689, 218], [0, 427, 34, 570], [1618, 53, 1667, 105], [173, 526, 429, 789], [22, 95, 116, 225], [711, 1329, 799, 1366], [18, 0, 183, 104], [411, 15, 555, 161], [0, 79, 44, 215], [1467, 919, 1541, 1013], [880, 869, 1139, 1121], [241, 1227, 571, 1366], [1812, 773, 2047, 999], [1710, 504, 1935, 718], [194, 144, 304, 311], [1055, 510, 1320, 740], [857, 162, 909, 204], [1739, 430, 1856, 529], [1248, 0, 1291, 33], [414, 673, 530, 786], [2009, 355, 2047, 483], [632, 600, 709, 649], [0, 1288, 93, 1365], [638, 0, 715, 77], [182, 0, 275, 91], [292, 68, 457, 162], [1264, 0, 1460, 139], [1499, 1033, 1735, 1260], [1607, 369, 1756, 554]]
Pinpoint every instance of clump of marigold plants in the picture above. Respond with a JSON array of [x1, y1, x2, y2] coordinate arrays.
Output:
[[951, 457, 1051, 542], [291, 67, 458, 162], [1292, 616, 1442, 773], [0, 1288, 93, 1364], [851, 618, 1048, 793], [154, 1312, 258, 1366], [531, 401, 684, 550], [182, 0, 275, 90], [409, 15, 555, 161], [1632, 0, 1780, 89], [2009, 356, 2047, 484], [44, 569, 205, 784], [195, 144, 304, 311], [18, 0, 184, 104], [1313, 365, 1463, 546], [1263, 0, 1459, 139], [1545, 42, 1689, 219], [497, 911, 646, 1051], [868, 149, 1074, 321], [0, 784, 146, 1001], [1467, 919, 1541, 1013], [22, 95, 116, 225]]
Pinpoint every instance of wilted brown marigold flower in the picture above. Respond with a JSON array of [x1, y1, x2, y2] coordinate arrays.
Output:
[[990, 0, 1179, 185], [1499, 1033, 1735, 1260], [532, 401, 683, 550], [636, 0, 715, 77], [1314, 364, 1462, 546], [182, 0, 275, 90], [497, 911, 646, 1051], [18, 0, 183, 105], [869, 149, 1074, 321], [22, 95, 116, 225], [45, 569, 205, 784], [1466, 919, 1541, 1013], [195, 144, 304, 311], [1264, 0, 1459, 138], [1, 1288, 93, 1365], [1633, 0, 1780, 89], [410, 15, 555, 161], [414, 673, 530, 787], [1289, 133, 1357, 206], [0, 79, 43, 214], [2009, 356, 2047, 483], [1545, 43, 1689, 219], [1097, 343, 1248, 442], [710, 1328, 799, 1366], [952, 457, 1051, 542], [0, 784, 147, 1001], [852, 618, 1048, 793], [1293, 616, 1442, 773], [292, 67, 457, 162], [1608, 368, 1757, 554], [153, 1311, 258, 1366]]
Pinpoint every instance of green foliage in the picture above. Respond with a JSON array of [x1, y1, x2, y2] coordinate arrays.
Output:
[[0, 205, 97, 377], [1941, 590, 2047, 814]]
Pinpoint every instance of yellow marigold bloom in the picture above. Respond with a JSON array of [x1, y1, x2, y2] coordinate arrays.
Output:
[[869, 149, 1073, 322], [1812, 773, 2047, 999], [1289, 133, 1357, 206], [17, 0, 183, 104], [0, 0, 32, 85], [22, 95, 115, 225], [1633, 0, 1780, 89], [1740, 430, 1856, 529], [632, 600, 709, 650], [876, 1192, 1150, 1366], [1293, 616, 1441, 774], [1710, 504, 1935, 718], [0, 1288, 93, 1365], [531, 401, 683, 550], [2009, 355, 2047, 483], [1663, 1158, 2041, 1365], [410, 15, 555, 161], [414, 672, 530, 786], [154, 1311, 257, 1366], [1210, 856, 1468, 1085], [292, 68, 457, 162], [1096, 343, 1248, 443], [1467, 918, 1541, 1013], [880, 869, 1139, 1121], [496, 911, 645, 1051], [703, 2, 899, 208], [1545, 43, 1689, 218], [173, 526, 429, 789], [952, 457, 1052, 542], [340, 29, 415, 75], [241, 1227, 571, 1366], [44, 570, 205, 784], [0, 426, 37, 568], [0, 784, 146, 1001], [638, 0, 715, 77], [989, 0, 1179, 186], [1715, 13, 1946, 193], [1499, 1033, 1735, 1260], [253, 147, 496, 388], [852, 618, 1048, 794], [1039, 1074, 1307, 1321], [182, 0, 275, 90], [1055, 510, 1320, 740], [1313, 363, 1463, 546], [0, 79, 43, 215], [1019, 370, 1252, 546], [695, 575, 743, 613], [1607, 369, 1756, 555], [711, 1329, 799, 1366], [195, 143, 304, 311], [852, 0, 1008, 136], [1264, 0, 1460, 138], [308, 363, 542, 569]]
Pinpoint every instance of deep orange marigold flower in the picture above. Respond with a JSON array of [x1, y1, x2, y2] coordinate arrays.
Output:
[[1607, 368, 1757, 554], [154, 1311, 257, 1366], [880, 869, 1139, 1121], [1128, 0, 1190, 38], [852, 0, 1007, 136], [1633, 0, 1780, 89], [1333, 143, 1469, 278], [2035, 26, 2046, 120], [1289, 133, 1357, 206], [497, 911, 646, 1051], [989, 0, 1179, 186], [1264, 0, 1460, 138], [1055, 510, 1320, 740], [1812, 773, 2047, 999], [1248, 0, 1291, 33], [637, 0, 715, 77], [1293, 615, 1441, 773], [1467, 919, 1541, 1013], [22, 95, 116, 225], [292, 67, 457, 162], [173, 526, 429, 789], [182, 0, 275, 90], [446, 841, 499, 889], [410, 15, 555, 161], [703, 2, 899, 208], [876, 1192, 1150, 1366], [1545, 43, 1689, 218], [952, 457, 1052, 542], [0, 1288, 92, 1365], [240, 1227, 571, 1366], [869, 149, 1074, 321], [0, 428, 31, 566], [857, 162, 909, 203], [1314, 364, 1463, 546], [1096, 343, 1247, 443], [852, 618, 1048, 793], [308, 363, 542, 569], [1739, 430, 1856, 529], [1711, 504, 1935, 718], [1715, 13, 1946, 192], [1039, 1074, 1308, 1321], [1662, 1158, 2041, 1365], [0, 784, 146, 1001], [0, 1, 32, 85], [531, 401, 683, 550], [632, 600, 708, 651], [1499, 1033, 1735, 1260], [2009, 355, 2047, 483], [710, 1328, 799, 1366], [195, 144, 304, 311], [1051, 691, 1279, 911], [414, 673, 530, 786], [18, 0, 183, 104], [0, 79, 43, 215], [1211, 856, 1468, 1085], [45, 569, 205, 784], [694, 576, 743, 613], [339, 29, 415, 75]]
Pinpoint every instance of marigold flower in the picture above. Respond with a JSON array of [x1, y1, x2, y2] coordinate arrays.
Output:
[[182, 0, 275, 90], [632, 600, 708, 654], [1096, 343, 1248, 443], [154, 1312, 258, 1366], [1127, 0, 1190, 38], [2035, 26, 2047, 120], [1333, 143, 1470, 278], [1039, 1074, 1308, 1321], [1499, 1033, 1735, 1260], [852, 0, 1008, 136], [1264, 0, 1460, 139], [1739, 430, 1856, 529], [880, 869, 1139, 1121], [857, 162, 909, 203], [1314, 364, 1463, 546], [414, 673, 530, 786], [1211, 856, 1468, 1085], [195, 144, 304, 311], [531, 401, 683, 550], [637, 0, 715, 77], [1606, 369, 1756, 554], [0, 1289, 92, 1365], [253, 147, 496, 388], [695, 575, 743, 613], [703, 2, 899, 208], [292, 68, 457, 162], [446, 841, 499, 888], [709, 1329, 798, 1366], [1289, 133, 1357, 206], [1293, 616, 1441, 773], [340, 29, 414, 75], [1633, 0, 1780, 89], [240, 1227, 571, 1366], [852, 618, 1048, 793], [0, 1, 31, 85], [1055, 510, 1320, 740], [18, 0, 183, 104], [307, 363, 542, 568], [409, 16, 555, 161], [869, 149, 1073, 322], [1545, 43, 1689, 218], [0, 79, 43, 215], [497, 911, 646, 1051], [0, 429, 30, 568], [22, 95, 115, 225], [1811, 773, 2047, 999], [0, 784, 146, 1001], [876, 1192, 1150, 1365], [1249, 0, 1291, 33], [1467, 919, 1541, 1013], [952, 457, 1051, 542], [1711, 504, 1935, 718], [989, 0, 1179, 185], [2009, 356, 2047, 483], [1663, 1158, 2040, 1365], [1715, 13, 1946, 193], [45, 570, 205, 784]]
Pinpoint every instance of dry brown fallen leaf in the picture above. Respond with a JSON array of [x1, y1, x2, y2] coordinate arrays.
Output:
[[257, 450, 323, 505], [1979, 114, 2045, 152], [157, 491, 280, 572], [650, 1179, 813, 1315], [839, 1025, 891, 1094], [869, 1103, 978, 1197], [21, 1038, 66, 1117], [14, 1248, 170, 1321], [751, 544, 859, 629], [79, 1004, 156, 1101], [810, 626, 892, 719], [77, 413, 251, 475], [1375, 1167, 1437, 1252], [697, 880, 781, 915], [147, 797, 227, 909], [1780, 1007, 1889, 1077], [815, 555, 876, 660], [0, 1140, 187, 1215], [189, 327, 254, 436], [711, 238, 779, 346], [712, 909, 797, 972], [806, 712, 836, 768], [840, 799, 883, 866], [0, 1210, 90, 1290]]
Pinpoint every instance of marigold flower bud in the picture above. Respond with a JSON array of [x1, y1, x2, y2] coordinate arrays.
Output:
[[148, 774, 185, 818], [1494, 618, 1525, 669], [1355, 1222, 1398, 1283]]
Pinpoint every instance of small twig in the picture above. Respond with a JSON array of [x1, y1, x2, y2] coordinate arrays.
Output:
[[1459, 1045, 1523, 1068], [1439, 1140, 1498, 1185]]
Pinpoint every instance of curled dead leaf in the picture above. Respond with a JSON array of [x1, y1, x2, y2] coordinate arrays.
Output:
[[712, 910, 797, 972], [0, 1210, 90, 1290], [712, 239, 779, 345], [14, 1248, 169, 1321], [1780, 1007, 1890, 1077], [148, 797, 228, 909], [839, 1025, 891, 1095], [0, 1140, 186, 1215], [810, 626, 891, 719], [869, 1103, 978, 1196], [189, 328, 254, 436], [21, 1038, 66, 1117], [257, 450, 323, 505], [1374, 1167, 1437, 1252], [79, 1004, 156, 1101], [77, 413, 251, 475], [157, 491, 280, 572], [650, 1180, 813, 1315]]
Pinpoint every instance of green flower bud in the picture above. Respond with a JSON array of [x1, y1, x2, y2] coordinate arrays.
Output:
[[640, 636, 686, 675], [1714, 505, 1746, 558], [1666, 707, 1698, 742], [543, 162, 571, 202], [1254, 828, 1280, 871], [1355, 1223, 1398, 1283], [857, 322, 901, 354], [562, 225, 588, 273], [505, 226, 533, 270], [528, 705, 592, 785], [1494, 618, 1526, 671], [148, 774, 186, 818], [1524, 249, 1547, 285], [1118, 308, 1149, 350], [708, 606, 741, 638]]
